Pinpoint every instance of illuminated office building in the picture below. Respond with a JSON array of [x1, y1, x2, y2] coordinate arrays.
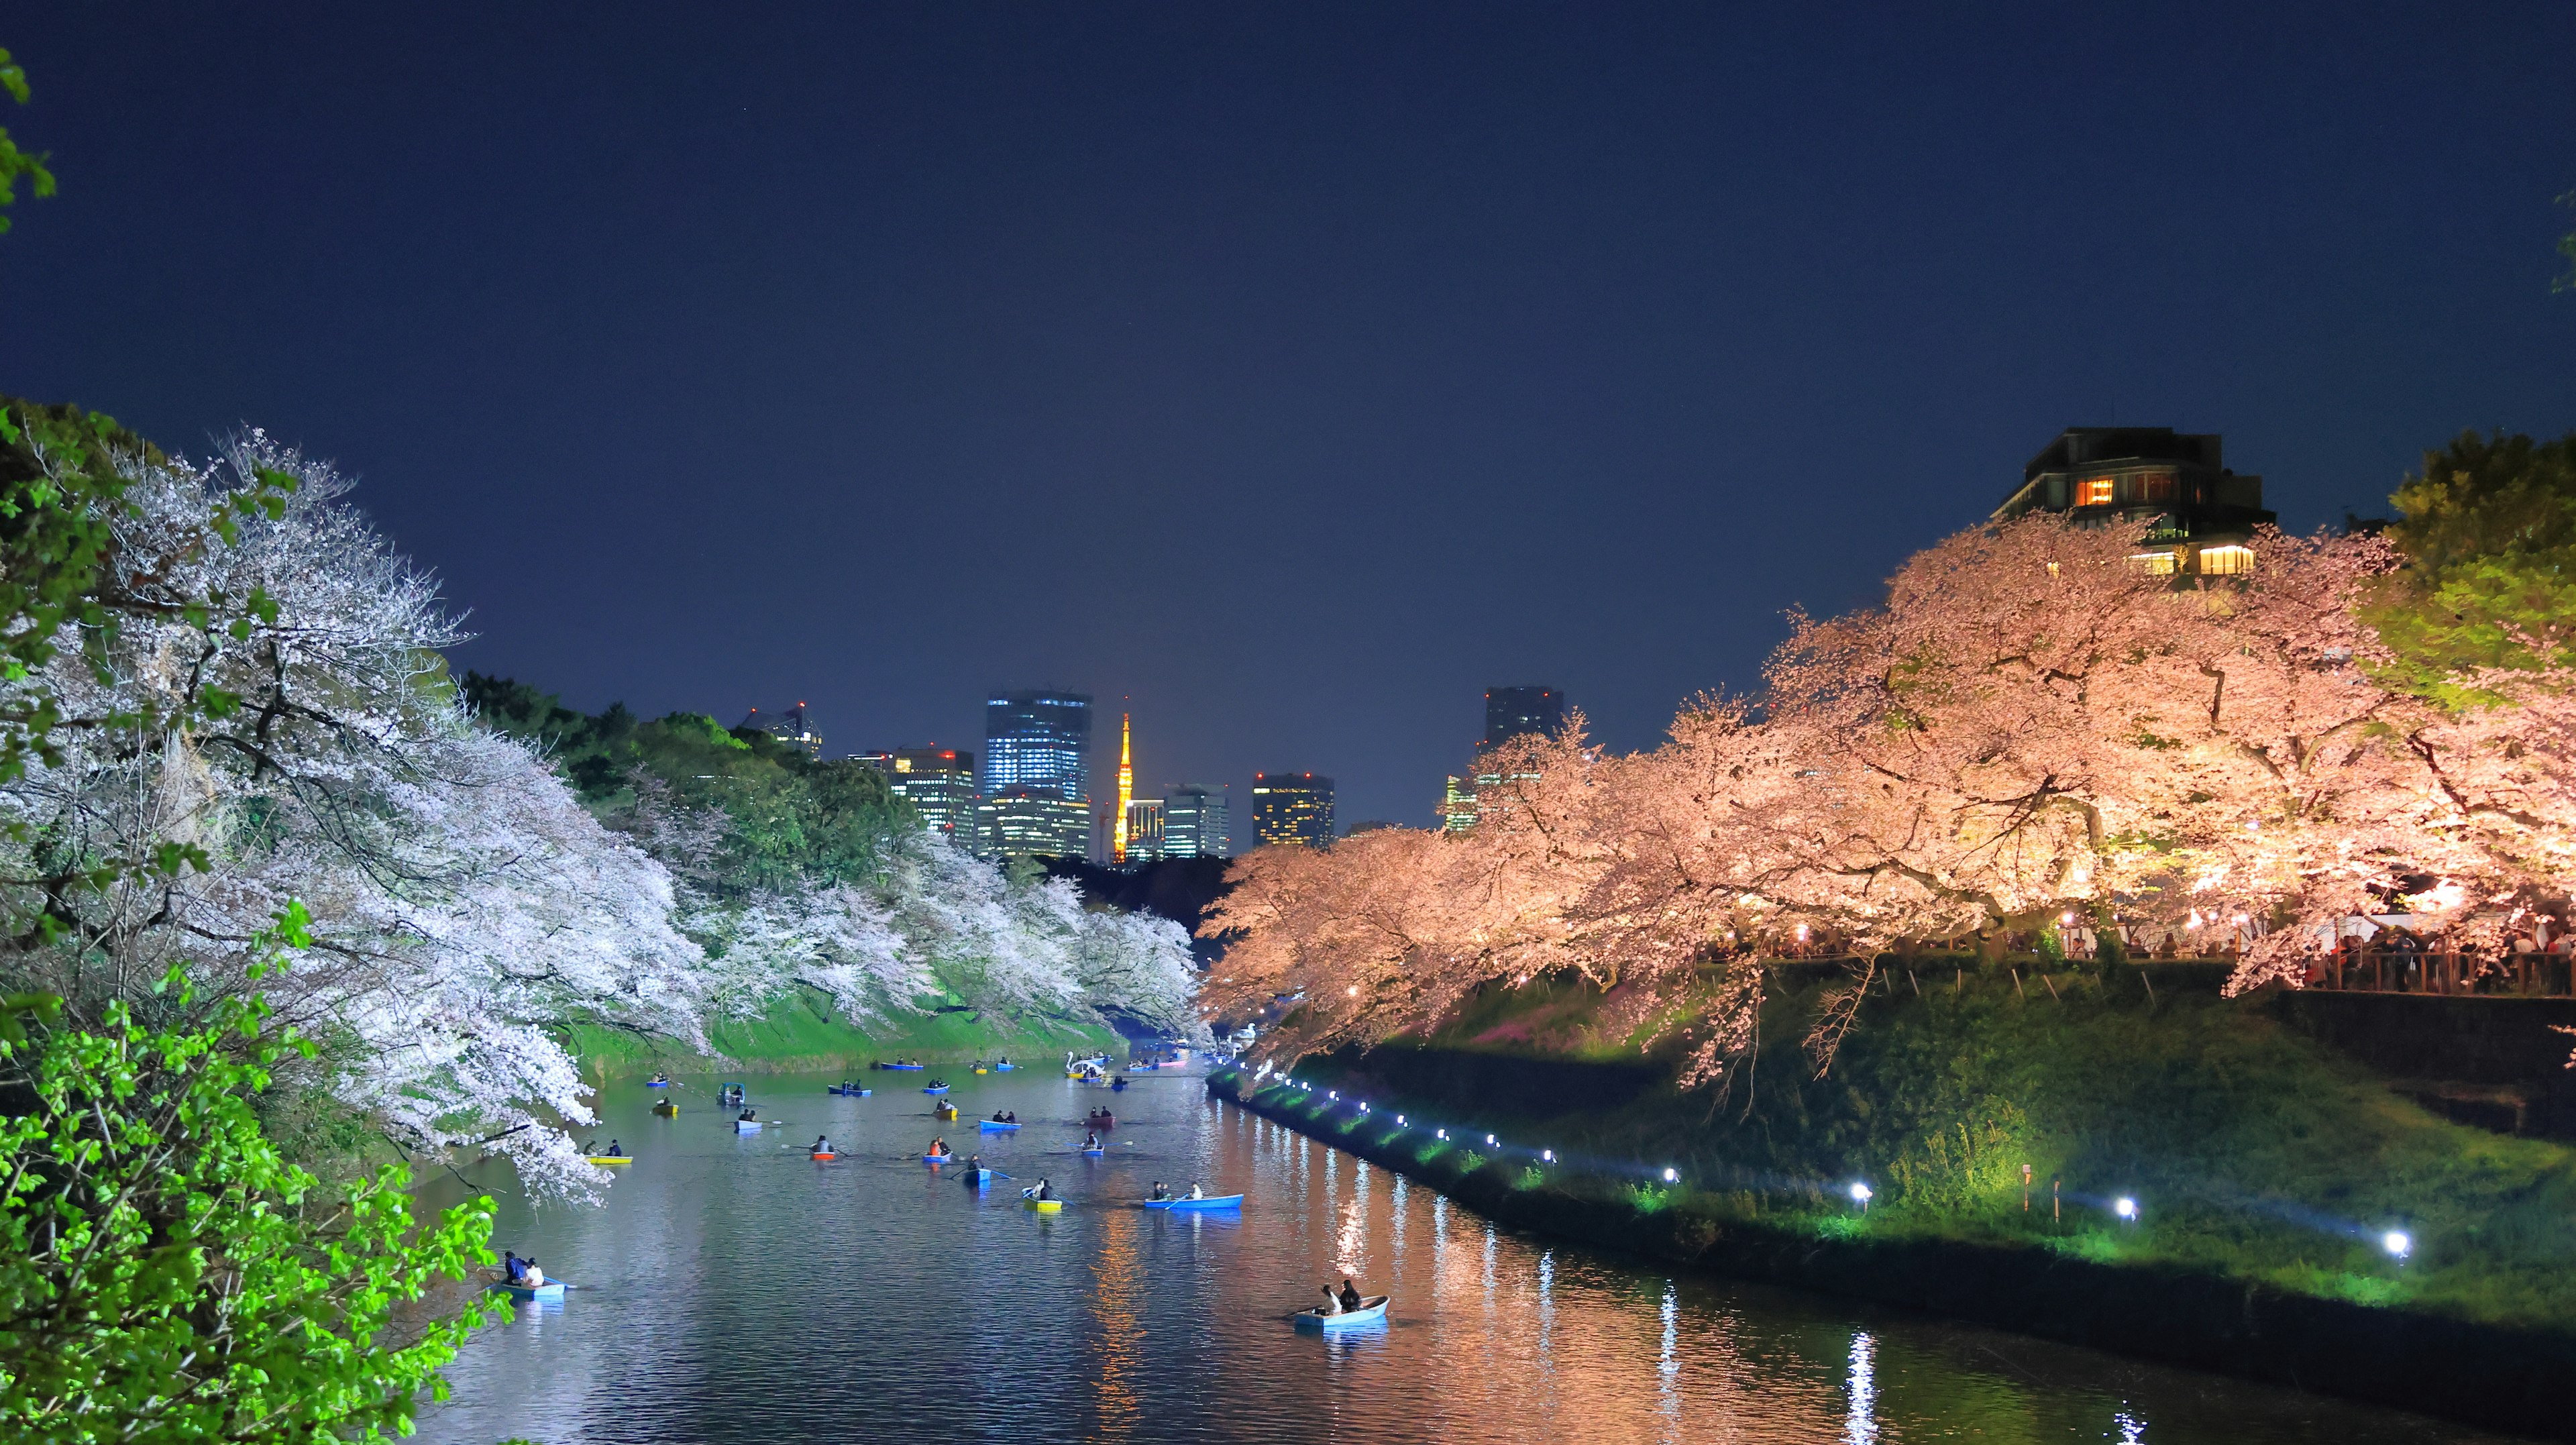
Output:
[[1123, 798, 1165, 863], [981, 690, 1091, 802], [1252, 772, 1335, 849], [741, 702, 824, 759], [857, 747, 976, 847], [1440, 774, 1478, 833], [1162, 784, 1231, 859], [979, 786, 1091, 861]]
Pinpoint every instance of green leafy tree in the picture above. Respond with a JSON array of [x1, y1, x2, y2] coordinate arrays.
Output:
[[0, 910, 498, 1444], [0, 46, 56, 234], [2363, 429, 2576, 706]]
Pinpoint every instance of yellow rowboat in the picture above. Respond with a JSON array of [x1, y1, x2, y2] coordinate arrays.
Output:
[[934, 1104, 958, 1120], [1023, 1197, 1063, 1214], [973, 1067, 988, 1075], [586, 1155, 633, 1166], [652, 1102, 678, 1118]]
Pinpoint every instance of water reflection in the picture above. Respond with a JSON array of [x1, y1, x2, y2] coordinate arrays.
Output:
[[419, 1075, 2518, 1445]]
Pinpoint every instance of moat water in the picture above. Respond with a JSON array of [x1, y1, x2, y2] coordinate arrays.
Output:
[[417, 1067, 2515, 1444]]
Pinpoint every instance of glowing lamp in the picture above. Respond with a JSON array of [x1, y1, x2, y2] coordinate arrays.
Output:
[[1346, 985, 1359, 997], [1541, 1149, 1555, 1163], [2383, 1230, 2412, 1259], [2114, 1197, 2139, 1221], [1436, 1129, 1447, 1140], [1485, 1134, 1497, 1146], [1395, 1114, 1406, 1126], [1848, 1182, 1873, 1204], [1358, 1102, 1368, 1112], [1328, 1091, 1337, 1100], [1662, 1167, 1679, 1183]]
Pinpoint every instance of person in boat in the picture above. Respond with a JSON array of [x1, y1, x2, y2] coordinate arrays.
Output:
[[503, 1250, 524, 1283], [1035, 1179, 1055, 1201], [1316, 1285, 1341, 1316], [1150, 1181, 1171, 1201], [605, 1139, 621, 1156], [813, 1136, 830, 1154], [649, 1071, 668, 1085], [582, 1139, 596, 1153], [1340, 1279, 1362, 1312], [1083, 1131, 1099, 1150], [522, 1259, 543, 1287], [1185, 1181, 1205, 1200], [930, 1137, 949, 1156], [738, 1108, 757, 1122], [966, 1153, 983, 1173]]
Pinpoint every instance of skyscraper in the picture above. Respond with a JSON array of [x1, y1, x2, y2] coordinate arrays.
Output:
[[741, 702, 824, 759], [1162, 784, 1232, 859], [1483, 687, 1564, 751], [856, 747, 976, 847], [979, 786, 1091, 861], [1112, 712, 1136, 862], [982, 690, 1091, 802], [1252, 773, 1335, 849], [1440, 773, 1478, 833]]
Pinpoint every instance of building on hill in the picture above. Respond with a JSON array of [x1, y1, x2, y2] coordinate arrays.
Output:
[[1992, 427, 2275, 576], [856, 747, 976, 847], [1252, 772, 1334, 849], [1162, 783, 1232, 859], [1483, 686, 1564, 750]]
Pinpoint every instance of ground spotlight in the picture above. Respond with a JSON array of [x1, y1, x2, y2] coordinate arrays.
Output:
[[1485, 1134, 1497, 1146], [1541, 1149, 1555, 1163], [1395, 1114, 1406, 1126], [2114, 1197, 2139, 1221], [1436, 1128, 1447, 1140], [1849, 1182, 1873, 1211], [2383, 1230, 2412, 1259], [1662, 1167, 1679, 1183]]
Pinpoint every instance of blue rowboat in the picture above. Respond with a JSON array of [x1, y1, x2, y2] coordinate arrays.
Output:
[[488, 1278, 566, 1302], [994, 1063, 1016, 1071], [826, 1085, 871, 1096], [886, 1063, 924, 1071], [923, 1152, 953, 1163], [979, 1120, 1020, 1132], [922, 1085, 949, 1095], [735, 1120, 763, 1135], [645, 1080, 672, 1087], [959, 1167, 994, 1185], [1140, 1193, 1242, 1210], [1294, 1295, 1389, 1330], [1081, 1147, 1106, 1157]]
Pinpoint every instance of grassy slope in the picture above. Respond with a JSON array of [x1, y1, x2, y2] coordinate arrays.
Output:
[[563, 986, 1121, 1082], [1292, 970, 2576, 1331]]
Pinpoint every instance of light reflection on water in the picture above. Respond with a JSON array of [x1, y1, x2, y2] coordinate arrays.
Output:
[[417, 1073, 2522, 1445]]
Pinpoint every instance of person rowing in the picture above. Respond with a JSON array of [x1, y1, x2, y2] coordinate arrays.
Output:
[[504, 1250, 524, 1283], [966, 1153, 983, 1173], [1083, 1131, 1100, 1150], [930, 1137, 949, 1157], [1315, 1285, 1340, 1316], [1185, 1181, 1205, 1200], [649, 1070, 668, 1085], [1035, 1179, 1056, 1201], [737, 1107, 757, 1122], [1340, 1278, 1362, 1312], [604, 1139, 621, 1156], [813, 1135, 831, 1155]]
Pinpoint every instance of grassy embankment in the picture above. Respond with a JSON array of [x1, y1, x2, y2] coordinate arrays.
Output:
[[563, 985, 1122, 1083], [1249, 966, 2576, 1331]]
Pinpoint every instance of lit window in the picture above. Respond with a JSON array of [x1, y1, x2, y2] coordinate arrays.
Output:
[[2141, 472, 2176, 502], [2076, 476, 2115, 506], [2128, 550, 2178, 576], [2198, 544, 2255, 576]]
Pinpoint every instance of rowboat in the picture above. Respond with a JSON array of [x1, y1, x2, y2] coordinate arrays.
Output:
[[735, 1120, 763, 1135], [959, 1167, 994, 1185], [651, 1101, 678, 1117], [1140, 1193, 1242, 1210], [994, 1063, 1016, 1071], [826, 1084, 870, 1096], [922, 1085, 949, 1095], [810, 1151, 837, 1161], [884, 1063, 924, 1071], [585, 1155, 633, 1166], [923, 1153, 953, 1163], [645, 1080, 672, 1087], [488, 1277, 566, 1302], [979, 1120, 1020, 1132], [972, 1067, 988, 1075], [1081, 1147, 1106, 1157], [1023, 1197, 1063, 1214], [934, 1105, 958, 1120], [1294, 1295, 1390, 1330]]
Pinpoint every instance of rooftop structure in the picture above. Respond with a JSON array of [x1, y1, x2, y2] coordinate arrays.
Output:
[[1992, 427, 2275, 576]]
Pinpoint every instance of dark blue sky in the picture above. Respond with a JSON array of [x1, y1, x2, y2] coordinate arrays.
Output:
[[5, 3, 2573, 829]]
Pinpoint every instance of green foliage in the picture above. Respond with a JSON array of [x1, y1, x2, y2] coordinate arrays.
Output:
[[0, 46, 56, 234], [0, 919, 498, 1444], [2365, 430, 2576, 704], [462, 672, 915, 893]]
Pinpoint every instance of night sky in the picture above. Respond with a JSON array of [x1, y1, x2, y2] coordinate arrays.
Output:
[[5, 4, 2573, 830]]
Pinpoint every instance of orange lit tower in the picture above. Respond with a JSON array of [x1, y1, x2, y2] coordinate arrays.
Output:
[[1112, 713, 1134, 862]]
